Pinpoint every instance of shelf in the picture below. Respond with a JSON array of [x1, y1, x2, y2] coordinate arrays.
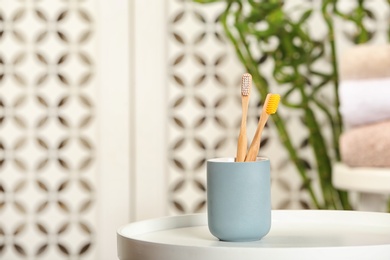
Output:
[[333, 163, 390, 194]]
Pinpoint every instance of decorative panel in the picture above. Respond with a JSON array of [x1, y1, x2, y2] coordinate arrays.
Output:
[[167, 0, 390, 214], [0, 0, 97, 259]]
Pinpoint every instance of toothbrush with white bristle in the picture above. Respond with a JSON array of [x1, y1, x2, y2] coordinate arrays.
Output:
[[235, 73, 252, 162]]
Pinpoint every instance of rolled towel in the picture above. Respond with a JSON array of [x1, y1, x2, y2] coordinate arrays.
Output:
[[339, 44, 390, 81], [340, 120, 390, 167], [339, 77, 390, 127]]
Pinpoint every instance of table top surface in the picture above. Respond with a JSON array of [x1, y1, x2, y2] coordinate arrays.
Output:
[[117, 210, 390, 260]]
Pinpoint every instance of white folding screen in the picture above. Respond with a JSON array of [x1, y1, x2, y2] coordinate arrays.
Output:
[[0, 0, 131, 259], [0, 0, 99, 259]]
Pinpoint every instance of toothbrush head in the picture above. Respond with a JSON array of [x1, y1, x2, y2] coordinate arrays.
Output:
[[241, 73, 252, 96], [265, 94, 280, 115]]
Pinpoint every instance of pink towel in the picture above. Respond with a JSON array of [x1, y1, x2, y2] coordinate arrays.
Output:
[[339, 44, 390, 81], [340, 120, 390, 167]]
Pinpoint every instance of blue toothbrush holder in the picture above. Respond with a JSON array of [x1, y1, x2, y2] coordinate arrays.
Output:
[[207, 157, 271, 242]]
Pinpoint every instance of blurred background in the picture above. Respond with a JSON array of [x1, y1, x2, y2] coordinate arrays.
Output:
[[0, 0, 390, 259]]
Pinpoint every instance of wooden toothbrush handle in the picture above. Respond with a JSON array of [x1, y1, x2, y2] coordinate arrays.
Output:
[[236, 97, 249, 162], [236, 131, 247, 162], [245, 113, 269, 162]]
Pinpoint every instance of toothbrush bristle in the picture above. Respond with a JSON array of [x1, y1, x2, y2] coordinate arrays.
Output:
[[241, 73, 252, 96], [266, 94, 280, 114]]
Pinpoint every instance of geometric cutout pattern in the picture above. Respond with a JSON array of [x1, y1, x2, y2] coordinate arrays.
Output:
[[167, 0, 390, 214], [0, 0, 96, 259]]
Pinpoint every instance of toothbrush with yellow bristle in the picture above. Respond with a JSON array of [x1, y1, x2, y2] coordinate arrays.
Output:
[[236, 73, 252, 162], [245, 93, 280, 162]]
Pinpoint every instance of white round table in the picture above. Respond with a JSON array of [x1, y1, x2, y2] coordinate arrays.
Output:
[[117, 210, 390, 260]]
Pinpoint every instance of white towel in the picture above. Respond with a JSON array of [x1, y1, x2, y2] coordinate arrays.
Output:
[[339, 77, 390, 127]]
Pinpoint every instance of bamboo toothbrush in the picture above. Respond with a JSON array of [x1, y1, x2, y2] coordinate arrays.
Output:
[[236, 73, 252, 162], [245, 93, 280, 162]]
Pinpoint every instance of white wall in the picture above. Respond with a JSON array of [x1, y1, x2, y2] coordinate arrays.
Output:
[[98, 0, 131, 259]]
